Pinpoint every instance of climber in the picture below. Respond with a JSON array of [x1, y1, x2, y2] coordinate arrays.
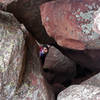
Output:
[[39, 45, 49, 65]]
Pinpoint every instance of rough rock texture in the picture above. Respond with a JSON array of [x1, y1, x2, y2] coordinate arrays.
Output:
[[11, 26, 55, 100], [40, 0, 100, 50], [81, 72, 100, 87], [43, 46, 76, 83], [0, 10, 25, 100], [7, 0, 55, 44], [40, 0, 100, 72], [57, 85, 100, 100]]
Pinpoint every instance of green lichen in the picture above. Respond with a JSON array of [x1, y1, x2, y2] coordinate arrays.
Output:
[[81, 23, 92, 34], [72, 3, 100, 41], [79, 11, 93, 20], [85, 4, 93, 10]]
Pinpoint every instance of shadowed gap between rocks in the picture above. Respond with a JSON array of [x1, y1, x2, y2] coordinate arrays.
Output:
[[14, 27, 55, 100], [41, 44, 99, 98]]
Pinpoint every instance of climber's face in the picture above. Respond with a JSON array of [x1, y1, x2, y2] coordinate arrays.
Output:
[[43, 47, 48, 54]]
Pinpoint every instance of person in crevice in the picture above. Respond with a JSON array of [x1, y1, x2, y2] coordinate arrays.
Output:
[[39, 45, 49, 65]]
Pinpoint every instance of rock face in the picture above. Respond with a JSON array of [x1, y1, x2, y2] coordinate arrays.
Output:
[[40, 0, 100, 72], [43, 46, 76, 83], [57, 85, 100, 100], [40, 0, 100, 50], [7, 0, 55, 44], [81, 72, 100, 87], [0, 10, 25, 99]]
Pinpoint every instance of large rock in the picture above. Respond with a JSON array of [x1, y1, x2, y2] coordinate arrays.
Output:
[[43, 46, 76, 83], [81, 72, 100, 87], [40, 0, 100, 71], [57, 85, 100, 100], [11, 26, 55, 100], [0, 10, 25, 99], [7, 0, 55, 44], [40, 0, 100, 50]]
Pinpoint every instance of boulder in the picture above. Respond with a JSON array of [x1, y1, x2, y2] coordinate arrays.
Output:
[[40, 0, 100, 50], [43, 46, 76, 83], [7, 0, 55, 44], [0, 10, 25, 100], [57, 85, 100, 100], [40, 0, 100, 72], [81, 72, 100, 87]]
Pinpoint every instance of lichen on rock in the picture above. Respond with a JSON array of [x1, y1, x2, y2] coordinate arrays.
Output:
[[0, 10, 25, 99]]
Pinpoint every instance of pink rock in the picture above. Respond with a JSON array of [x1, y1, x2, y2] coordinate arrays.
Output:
[[40, 0, 100, 50]]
